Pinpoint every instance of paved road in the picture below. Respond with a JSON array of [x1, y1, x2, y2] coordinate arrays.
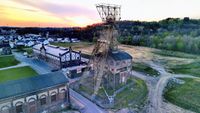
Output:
[[13, 52, 52, 74]]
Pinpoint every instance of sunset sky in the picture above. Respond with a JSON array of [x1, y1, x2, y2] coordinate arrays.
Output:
[[0, 0, 200, 27]]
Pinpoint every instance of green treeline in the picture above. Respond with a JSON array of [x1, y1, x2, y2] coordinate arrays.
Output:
[[116, 18, 200, 54]]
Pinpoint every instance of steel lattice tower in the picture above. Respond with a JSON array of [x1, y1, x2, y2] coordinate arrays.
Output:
[[80, 3, 121, 103]]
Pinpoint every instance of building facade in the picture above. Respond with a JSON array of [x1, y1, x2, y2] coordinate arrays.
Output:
[[33, 44, 88, 69], [0, 72, 70, 113], [103, 51, 133, 88]]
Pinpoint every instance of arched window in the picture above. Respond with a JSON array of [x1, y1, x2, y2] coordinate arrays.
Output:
[[59, 89, 66, 100], [28, 98, 36, 105], [39, 94, 47, 106], [15, 101, 23, 113], [28, 98, 37, 113], [50, 92, 57, 103]]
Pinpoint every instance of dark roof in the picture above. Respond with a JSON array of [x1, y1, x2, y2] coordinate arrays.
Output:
[[109, 51, 132, 61], [0, 71, 68, 100], [0, 41, 10, 48]]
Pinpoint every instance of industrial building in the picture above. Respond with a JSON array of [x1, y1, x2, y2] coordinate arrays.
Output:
[[33, 44, 88, 69], [107, 51, 132, 83], [95, 51, 133, 89], [0, 71, 70, 113]]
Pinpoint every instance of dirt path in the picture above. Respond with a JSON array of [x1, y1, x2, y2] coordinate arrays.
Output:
[[134, 61, 198, 113]]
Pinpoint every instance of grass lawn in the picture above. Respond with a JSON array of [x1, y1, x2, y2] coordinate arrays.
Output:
[[0, 66, 37, 83], [168, 60, 200, 77], [50, 42, 93, 49], [113, 78, 148, 109], [132, 62, 160, 77], [0, 55, 20, 68], [164, 78, 200, 112]]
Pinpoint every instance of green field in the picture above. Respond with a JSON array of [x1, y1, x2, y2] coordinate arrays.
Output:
[[50, 42, 93, 49], [168, 61, 200, 77], [152, 50, 199, 59], [164, 78, 200, 112], [0, 66, 37, 83], [0, 55, 20, 68], [132, 62, 160, 77], [152, 49, 200, 77]]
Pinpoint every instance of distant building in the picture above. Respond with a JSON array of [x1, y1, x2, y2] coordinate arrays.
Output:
[[15, 41, 25, 47], [0, 71, 70, 113], [71, 38, 80, 43], [0, 41, 12, 55], [33, 44, 88, 69]]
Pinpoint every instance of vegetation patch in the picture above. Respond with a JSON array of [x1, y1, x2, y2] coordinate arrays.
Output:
[[168, 60, 200, 77], [0, 55, 20, 68], [15, 47, 33, 54], [164, 78, 200, 113], [132, 62, 159, 77], [23, 48, 33, 54], [112, 78, 148, 110], [0, 66, 37, 83], [152, 50, 199, 59]]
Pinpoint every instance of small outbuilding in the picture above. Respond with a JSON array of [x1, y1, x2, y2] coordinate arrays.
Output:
[[103, 51, 133, 88]]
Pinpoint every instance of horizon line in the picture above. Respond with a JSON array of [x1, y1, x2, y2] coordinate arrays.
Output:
[[1, 17, 199, 28]]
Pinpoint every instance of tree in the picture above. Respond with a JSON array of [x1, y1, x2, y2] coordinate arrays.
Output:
[[176, 37, 184, 51]]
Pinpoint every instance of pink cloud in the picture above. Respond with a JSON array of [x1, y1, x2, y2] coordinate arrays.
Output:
[[11, 0, 98, 18]]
